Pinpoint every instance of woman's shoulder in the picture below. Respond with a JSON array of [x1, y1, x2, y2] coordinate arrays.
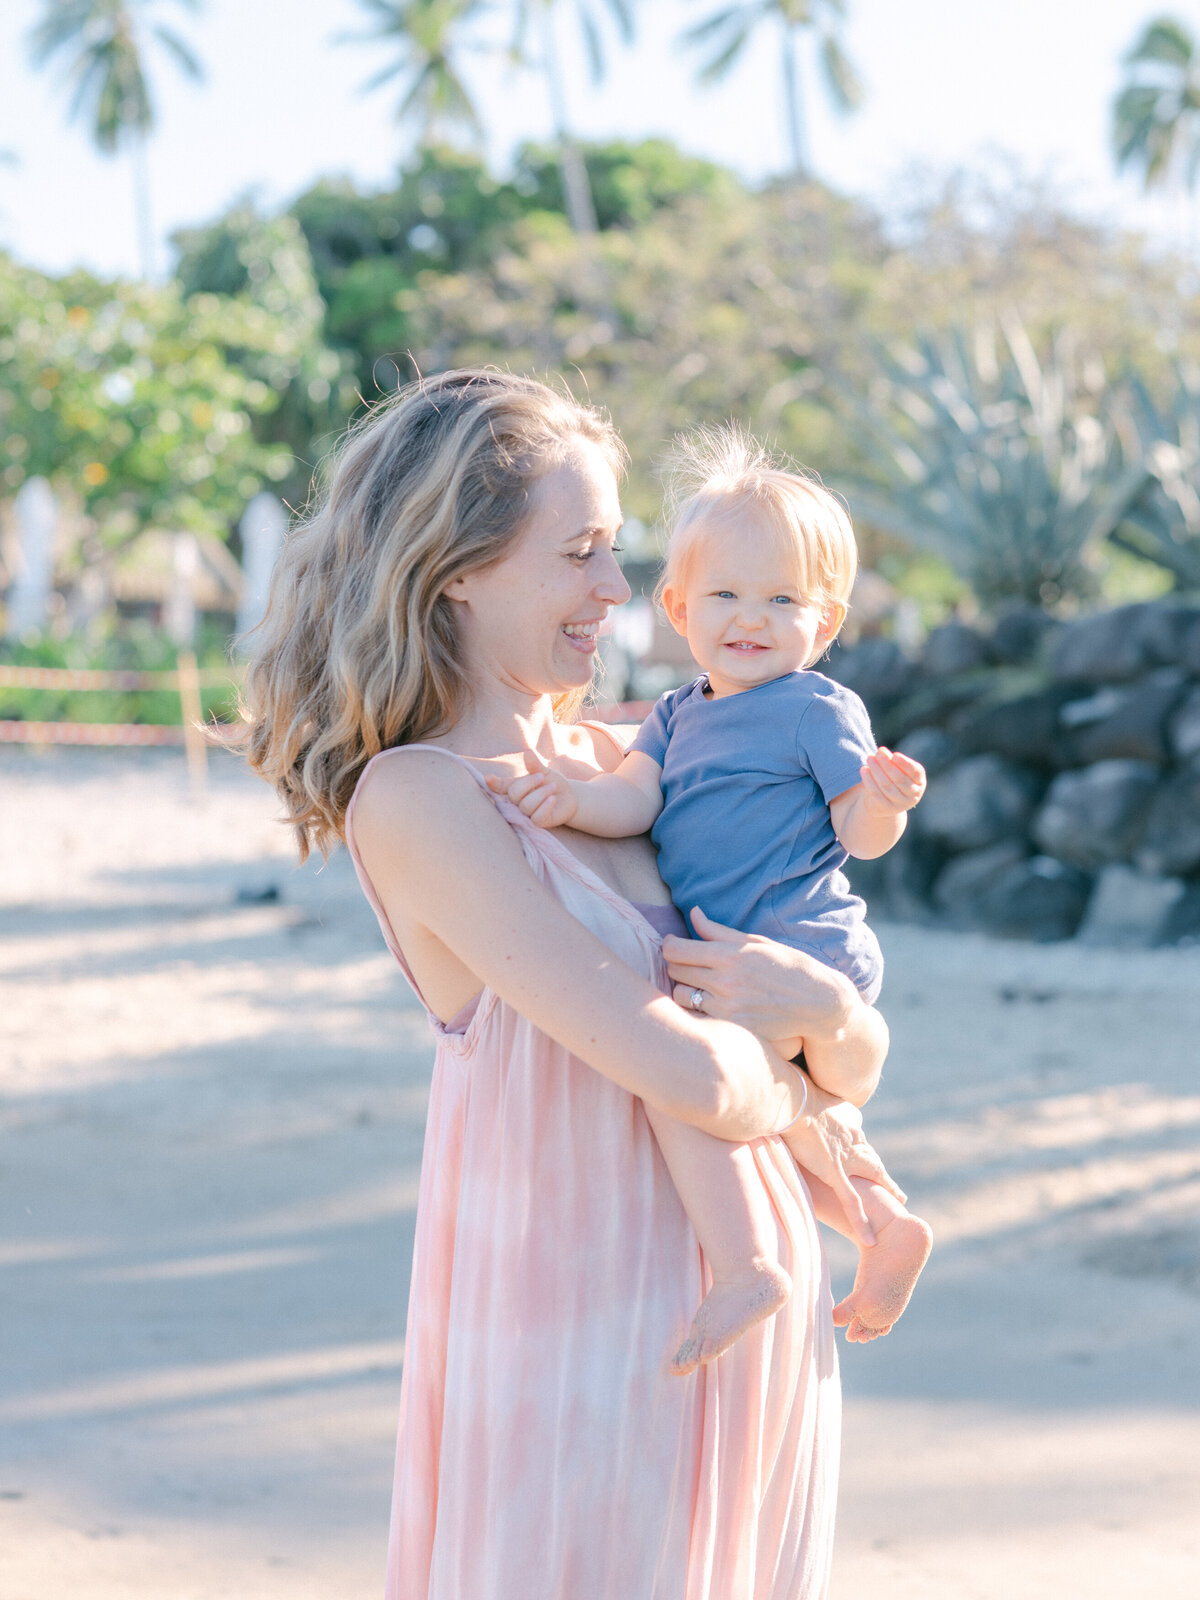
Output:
[[349, 745, 494, 850]]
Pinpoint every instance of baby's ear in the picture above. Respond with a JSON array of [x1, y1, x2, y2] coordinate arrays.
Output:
[[660, 584, 688, 636], [819, 599, 848, 642]]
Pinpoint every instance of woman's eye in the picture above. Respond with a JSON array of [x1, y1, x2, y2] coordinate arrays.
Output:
[[569, 550, 594, 562]]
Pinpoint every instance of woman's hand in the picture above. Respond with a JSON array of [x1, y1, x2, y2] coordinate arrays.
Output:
[[779, 1081, 905, 1247], [663, 908, 889, 1107], [486, 750, 580, 829], [663, 907, 856, 1045]]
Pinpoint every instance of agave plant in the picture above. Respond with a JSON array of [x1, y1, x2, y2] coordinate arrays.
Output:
[[1113, 366, 1200, 589], [844, 316, 1151, 608]]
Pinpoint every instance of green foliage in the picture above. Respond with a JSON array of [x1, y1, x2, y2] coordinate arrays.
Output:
[[403, 175, 884, 520], [0, 619, 239, 724], [1115, 366, 1200, 588], [0, 251, 293, 551], [513, 139, 737, 229], [843, 319, 1152, 608], [218, 142, 743, 398], [170, 206, 358, 504]]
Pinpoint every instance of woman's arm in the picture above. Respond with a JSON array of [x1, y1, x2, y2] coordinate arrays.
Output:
[[351, 752, 805, 1140], [660, 908, 889, 1108]]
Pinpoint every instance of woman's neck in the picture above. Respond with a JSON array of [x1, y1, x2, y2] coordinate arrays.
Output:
[[439, 685, 564, 760]]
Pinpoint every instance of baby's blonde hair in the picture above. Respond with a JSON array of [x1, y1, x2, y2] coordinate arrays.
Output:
[[659, 425, 858, 618]]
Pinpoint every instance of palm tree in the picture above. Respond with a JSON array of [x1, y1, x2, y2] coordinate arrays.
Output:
[[340, 0, 487, 151], [512, 0, 635, 234], [28, 0, 204, 280], [1112, 15, 1200, 195], [682, 0, 861, 178]]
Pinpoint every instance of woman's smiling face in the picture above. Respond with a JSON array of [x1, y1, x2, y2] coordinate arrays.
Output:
[[444, 436, 630, 699]]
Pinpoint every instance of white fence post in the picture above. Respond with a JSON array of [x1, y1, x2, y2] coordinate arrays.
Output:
[[7, 477, 57, 639], [236, 492, 287, 647], [164, 532, 198, 647]]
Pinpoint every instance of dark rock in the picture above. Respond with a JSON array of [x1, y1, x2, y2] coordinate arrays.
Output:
[[823, 637, 915, 707], [921, 621, 988, 676], [955, 683, 1081, 768], [1031, 760, 1158, 869], [974, 855, 1091, 941], [1077, 864, 1187, 947], [1169, 684, 1200, 761], [1181, 616, 1200, 675], [1136, 756, 1200, 876], [1058, 669, 1186, 766], [918, 754, 1042, 852], [894, 725, 958, 776], [1050, 604, 1160, 684], [1162, 883, 1200, 945], [883, 676, 992, 744], [932, 840, 1029, 924], [987, 604, 1059, 666], [1137, 601, 1200, 666]]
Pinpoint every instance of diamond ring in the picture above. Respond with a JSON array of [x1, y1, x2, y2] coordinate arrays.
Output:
[[690, 988, 706, 1013]]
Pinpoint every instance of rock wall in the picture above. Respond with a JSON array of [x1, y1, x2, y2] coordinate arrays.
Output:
[[827, 600, 1200, 947]]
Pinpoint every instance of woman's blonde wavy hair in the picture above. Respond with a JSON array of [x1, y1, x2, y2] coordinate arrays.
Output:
[[238, 367, 625, 860]]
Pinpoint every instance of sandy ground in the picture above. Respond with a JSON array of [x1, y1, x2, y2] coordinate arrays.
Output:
[[1, 747, 1198, 1600]]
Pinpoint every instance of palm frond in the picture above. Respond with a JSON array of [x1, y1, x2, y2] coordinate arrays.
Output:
[[817, 30, 862, 111], [1124, 15, 1194, 70]]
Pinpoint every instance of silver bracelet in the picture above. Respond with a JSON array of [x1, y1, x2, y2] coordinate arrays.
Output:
[[775, 1061, 809, 1134]]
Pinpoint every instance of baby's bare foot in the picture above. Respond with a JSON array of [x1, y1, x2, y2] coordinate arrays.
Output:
[[671, 1263, 792, 1376], [832, 1210, 932, 1341]]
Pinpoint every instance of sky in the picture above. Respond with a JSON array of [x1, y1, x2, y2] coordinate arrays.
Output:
[[1, 0, 1198, 280]]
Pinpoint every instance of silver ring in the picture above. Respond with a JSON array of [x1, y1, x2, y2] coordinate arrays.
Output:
[[690, 988, 706, 1013]]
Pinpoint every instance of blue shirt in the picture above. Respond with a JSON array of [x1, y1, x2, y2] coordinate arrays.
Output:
[[631, 671, 884, 1003]]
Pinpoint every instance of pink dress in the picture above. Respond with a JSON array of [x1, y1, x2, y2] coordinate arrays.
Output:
[[345, 745, 841, 1600]]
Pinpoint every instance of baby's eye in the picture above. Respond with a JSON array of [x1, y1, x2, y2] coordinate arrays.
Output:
[[715, 590, 736, 599], [771, 595, 795, 605]]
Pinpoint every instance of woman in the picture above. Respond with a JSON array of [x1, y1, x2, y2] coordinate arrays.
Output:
[[243, 369, 894, 1599]]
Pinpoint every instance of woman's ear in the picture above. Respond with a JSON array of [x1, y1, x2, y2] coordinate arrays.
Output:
[[442, 574, 471, 604], [661, 584, 688, 637]]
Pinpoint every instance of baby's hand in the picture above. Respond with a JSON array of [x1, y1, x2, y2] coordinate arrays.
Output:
[[486, 749, 579, 829], [859, 747, 926, 817]]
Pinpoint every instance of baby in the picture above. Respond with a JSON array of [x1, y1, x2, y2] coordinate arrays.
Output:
[[495, 430, 932, 1373]]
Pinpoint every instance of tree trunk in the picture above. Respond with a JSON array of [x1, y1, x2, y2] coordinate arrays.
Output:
[[538, 4, 597, 235], [781, 25, 808, 178], [131, 130, 155, 280]]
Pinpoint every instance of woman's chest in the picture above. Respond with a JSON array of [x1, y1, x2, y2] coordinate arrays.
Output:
[[546, 826, 671, 907]]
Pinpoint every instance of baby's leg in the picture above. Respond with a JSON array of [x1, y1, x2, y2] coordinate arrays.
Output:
[[643, 1105, 791, 1375], [803, 1170, 932, 1343]]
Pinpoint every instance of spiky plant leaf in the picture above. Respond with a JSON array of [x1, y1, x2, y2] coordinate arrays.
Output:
[[843, 319, 1152, 608]]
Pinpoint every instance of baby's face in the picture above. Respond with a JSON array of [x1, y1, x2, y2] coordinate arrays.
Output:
[[664, 516, 837, 697]]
